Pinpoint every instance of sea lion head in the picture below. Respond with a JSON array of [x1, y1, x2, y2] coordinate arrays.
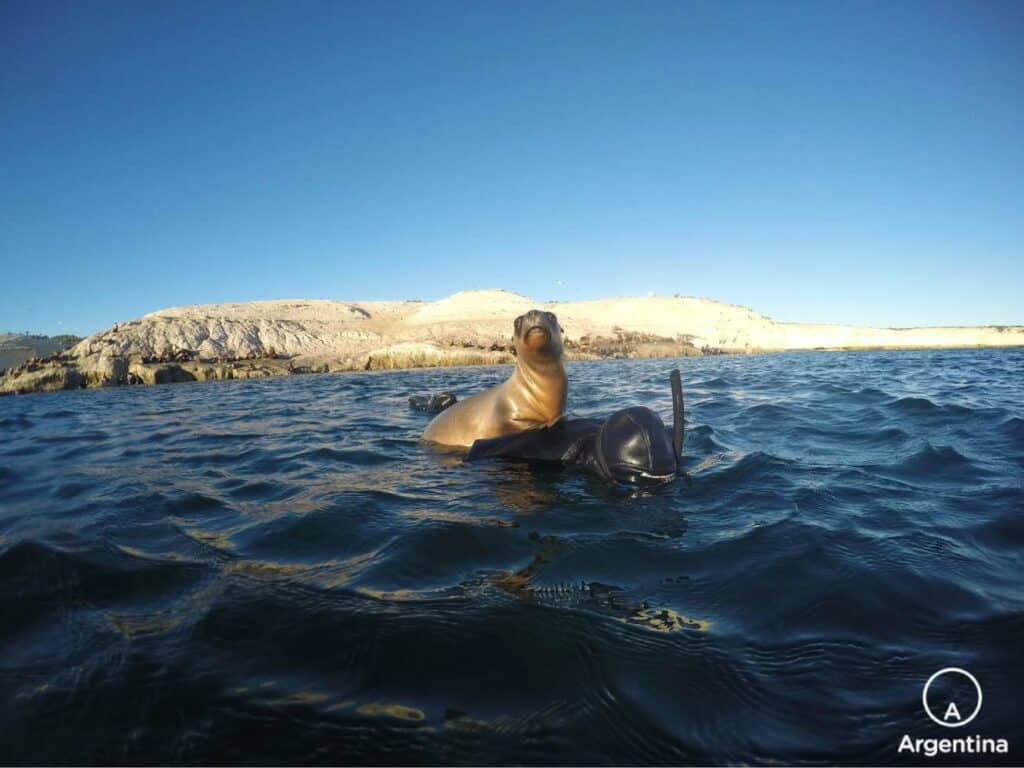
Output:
[[512, 309, 564, 363]]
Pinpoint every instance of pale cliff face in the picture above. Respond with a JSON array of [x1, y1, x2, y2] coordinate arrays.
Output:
[[75, 290, 1024, 361], [2, 290, 1022, 394]]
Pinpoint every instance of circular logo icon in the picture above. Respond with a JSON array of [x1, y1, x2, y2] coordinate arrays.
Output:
[[922, 667, 982, 728]]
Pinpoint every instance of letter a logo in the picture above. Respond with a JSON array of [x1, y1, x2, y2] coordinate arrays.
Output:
[[922, 668, 983, 728]]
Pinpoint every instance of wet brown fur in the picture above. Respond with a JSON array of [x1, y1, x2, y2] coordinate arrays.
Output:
[[422, 310, 567, 448]]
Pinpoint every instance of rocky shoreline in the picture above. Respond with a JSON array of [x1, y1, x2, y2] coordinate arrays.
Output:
[[2, 290, 1021, 395], [0, 336, 699, 395]]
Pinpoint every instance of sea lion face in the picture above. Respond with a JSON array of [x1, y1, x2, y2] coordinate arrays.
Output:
[[512, 309, 564, 362]]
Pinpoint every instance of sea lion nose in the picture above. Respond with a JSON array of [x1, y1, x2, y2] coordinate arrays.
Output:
[[524, 324, 550, 349]]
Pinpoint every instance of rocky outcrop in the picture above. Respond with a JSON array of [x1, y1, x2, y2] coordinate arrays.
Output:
[[2, 291, 1021, 395], [0, 357, 85, 394]]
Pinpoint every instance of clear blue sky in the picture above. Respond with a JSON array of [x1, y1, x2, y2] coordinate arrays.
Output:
[[2, 0, 1021, 336]]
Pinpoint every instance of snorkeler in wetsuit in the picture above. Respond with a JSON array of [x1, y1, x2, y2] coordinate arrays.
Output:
[[414, 370, 685, 488]]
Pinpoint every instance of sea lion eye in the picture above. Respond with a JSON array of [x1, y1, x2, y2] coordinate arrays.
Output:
[[514, 316, 523, 333]]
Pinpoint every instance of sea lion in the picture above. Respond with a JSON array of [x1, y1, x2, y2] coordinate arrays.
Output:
[[422, 309, 567, 448]]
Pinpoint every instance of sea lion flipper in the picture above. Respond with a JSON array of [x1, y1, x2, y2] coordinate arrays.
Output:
[[409, 392, 458, 414]]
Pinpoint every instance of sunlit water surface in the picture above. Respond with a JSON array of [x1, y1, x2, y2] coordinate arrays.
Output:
[[1, 350, 1021, 764]]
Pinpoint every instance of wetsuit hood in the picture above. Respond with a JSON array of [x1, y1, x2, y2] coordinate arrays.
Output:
[[592, 406, 678, 486]]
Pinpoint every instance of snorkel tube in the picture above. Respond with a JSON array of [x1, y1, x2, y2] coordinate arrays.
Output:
[[670, 368, 684, 465]]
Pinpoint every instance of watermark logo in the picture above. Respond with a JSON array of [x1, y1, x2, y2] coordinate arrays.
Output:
[[922, 667, 982, 728], [897, 667, 1009, 758]]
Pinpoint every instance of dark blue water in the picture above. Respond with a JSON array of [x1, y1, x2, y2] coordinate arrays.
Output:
[[1, 350, 1021, 765]]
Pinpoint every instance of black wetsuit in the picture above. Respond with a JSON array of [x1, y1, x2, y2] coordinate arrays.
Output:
[[467, 406, 679, 487], [467, 417, 602, 464]]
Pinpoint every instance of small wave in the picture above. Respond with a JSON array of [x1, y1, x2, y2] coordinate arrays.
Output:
[[239, 505, 392, 563], [0, 540, 208, 633], [737, 402, 796, 420], [870, 443, 991, 484], [37, 408, 77, 419], [36, 430, 110, 444], [53, 480, 93, 499], [299, 446, 395, 465], [684, 423, 729, 454], [888, 395, 939, 412], [191, 429, 267, 444], [791, 423, 911, 448], [696, 450, 795, 484], [153, 490, 228, 516], [999, 416, 1024, 441], [0, 414, 33, 429], [685, 520, 990, 641], [178, 447, 264, 467], [226, 480, 301, 502], [886, 395, 974, 420], [850, 386, 892, 403], [693, 376, 731, 389], [961, 505, 1024, 552]]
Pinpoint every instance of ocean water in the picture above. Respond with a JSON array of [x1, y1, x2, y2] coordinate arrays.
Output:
[[1, 349, 1021, 765]]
